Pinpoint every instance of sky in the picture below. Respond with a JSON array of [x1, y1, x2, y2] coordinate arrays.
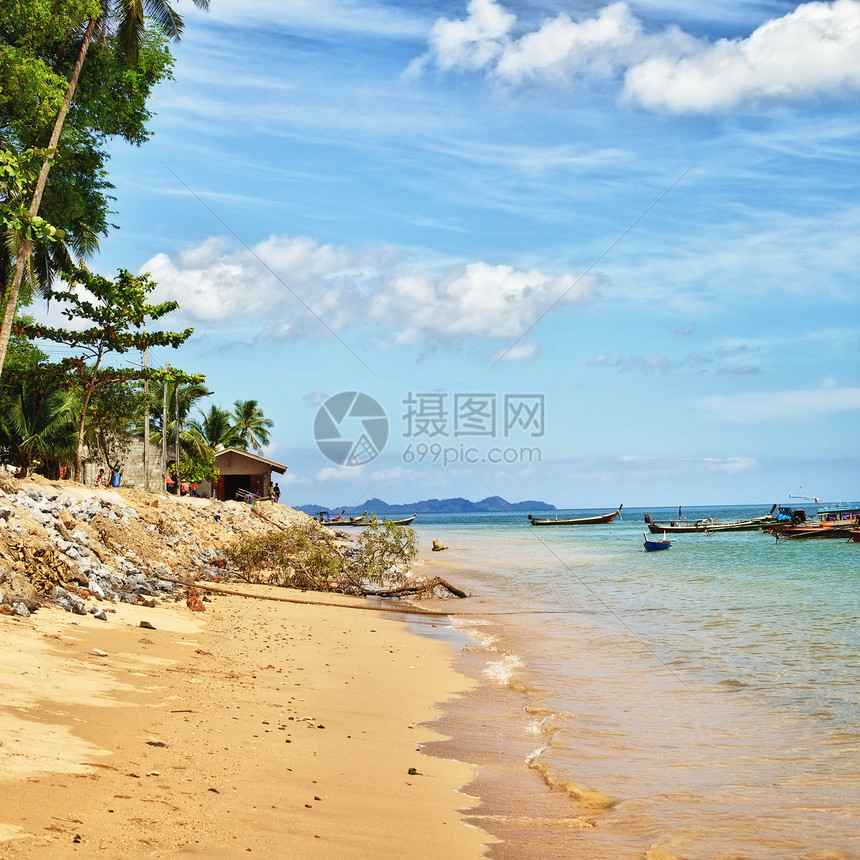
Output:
[[38, 0, 860, 508]]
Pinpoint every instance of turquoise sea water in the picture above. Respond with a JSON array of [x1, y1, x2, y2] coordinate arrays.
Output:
[[407, 506, 860, 860]]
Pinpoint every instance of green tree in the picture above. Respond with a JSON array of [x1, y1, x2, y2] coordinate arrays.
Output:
[[148, 377, 212, 479], [232, 399, 274, 454], [19, 266, 193, 481], [86, 375, 147, 480], [188, 404, 243, 449], [0, 0, 208, 376], [0, 371, 78, 478], [0, 316, 76, 477]]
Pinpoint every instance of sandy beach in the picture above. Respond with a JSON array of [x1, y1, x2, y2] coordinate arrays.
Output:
[[0, 577, 491, 857]]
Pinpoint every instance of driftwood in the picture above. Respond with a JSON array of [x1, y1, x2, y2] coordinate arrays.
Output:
[[158, 575, 452, 616], [366, 577, 467, 599]]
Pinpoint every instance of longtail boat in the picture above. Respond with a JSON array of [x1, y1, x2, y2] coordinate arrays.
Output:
[[387, 513, 417, 526], [644, 513, 720, 534], [528, 505, 622, 526], [763, 505, 860, 540], [645, 505, 779, 534], [319, 510, 368, 526]]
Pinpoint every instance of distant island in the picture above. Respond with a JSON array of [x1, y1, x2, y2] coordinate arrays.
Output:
[[295, 496, 556, 516]]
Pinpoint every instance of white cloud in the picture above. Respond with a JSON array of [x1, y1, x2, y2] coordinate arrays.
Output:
[[415, 0, 860, 112], [695, 385, 860, 422], [371, 262, 594, 341], [142, 236, 597, 351], [625, 0, 860, 111], [491, 341, 539, 362], [704, 457, 758, 473]]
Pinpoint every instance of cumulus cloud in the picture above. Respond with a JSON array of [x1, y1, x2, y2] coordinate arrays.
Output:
[[371, 262, 594, 341], [626, 0, 860, 111], [414, 0, 860, 112], [695, 385, 860, 422], [142, 235, 596, 354]]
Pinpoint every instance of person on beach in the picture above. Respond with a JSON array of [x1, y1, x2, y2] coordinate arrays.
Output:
[[273, 483, 280, 504], [95, 468, 107, 487], [180, 479, 189, 496]]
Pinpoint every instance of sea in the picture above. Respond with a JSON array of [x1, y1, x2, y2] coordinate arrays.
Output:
[[404, 505, 860, 860]]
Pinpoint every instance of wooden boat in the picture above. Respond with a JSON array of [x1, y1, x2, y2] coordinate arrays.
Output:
[[645, 505, 779, 534], [319, 510, 368, 526], [644, 513, 720, 534], [703, 505, 781, 533], [763, 506, 860, 540], [643, 532, 674, 552], [387, 513, 417, 526], [528, 505, 622, 526], [847, 531, 860, 543]]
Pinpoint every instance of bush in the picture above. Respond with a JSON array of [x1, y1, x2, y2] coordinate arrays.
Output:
[[224, 518, 419, 594], [352, 516, 418, 586]]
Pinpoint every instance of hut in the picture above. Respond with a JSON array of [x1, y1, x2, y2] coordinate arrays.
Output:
[[209, 447, 287, 501]]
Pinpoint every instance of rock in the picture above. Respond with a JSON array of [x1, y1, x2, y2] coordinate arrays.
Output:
[[57, 509, 76, 528], [68, 593, 87, 615], [91, 648, 108, 657], [12, 602, 30, 617], [431, 540, 448, 552], [186, 591, 205, 612], [10, 574, 37, 600], [139, 620, 156, 630], [91, 607, 107, 621]]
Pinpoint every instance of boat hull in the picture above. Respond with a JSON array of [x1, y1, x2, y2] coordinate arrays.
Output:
[[529, 505, 622, 526], [643, 532, 673, 551]]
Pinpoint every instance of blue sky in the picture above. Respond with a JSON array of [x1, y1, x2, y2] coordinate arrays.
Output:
[[48, 0, 860, 507]]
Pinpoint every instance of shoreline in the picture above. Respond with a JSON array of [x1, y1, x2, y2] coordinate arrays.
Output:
[[0, 577, 493, 857]]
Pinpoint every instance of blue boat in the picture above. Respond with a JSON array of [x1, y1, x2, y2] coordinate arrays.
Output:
[[644, 532, 674, 552]]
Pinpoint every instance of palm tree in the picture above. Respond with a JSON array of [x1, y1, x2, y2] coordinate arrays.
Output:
[[0, 0, 209, 376], [188, 404, 243, 449], [0, 378, 78, 477], [232, 399, 274, 454], [148, 380, 213, 466]]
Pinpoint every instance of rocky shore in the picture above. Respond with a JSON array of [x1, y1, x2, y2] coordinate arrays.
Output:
[[0, 474, 309, 620]]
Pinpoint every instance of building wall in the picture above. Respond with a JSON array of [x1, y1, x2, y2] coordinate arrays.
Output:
[[120, 436, 165, 493], [215, 450, 273, 476]]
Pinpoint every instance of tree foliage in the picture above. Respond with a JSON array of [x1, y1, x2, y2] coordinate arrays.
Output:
[[0, 0, 203, 378], [232, 399, 274, 453], [17, 266, 193, 479]]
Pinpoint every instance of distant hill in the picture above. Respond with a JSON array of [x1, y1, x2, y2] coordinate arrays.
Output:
[[295, 496, 556, 516]]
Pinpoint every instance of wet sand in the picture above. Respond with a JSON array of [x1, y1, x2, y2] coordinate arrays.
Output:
[[0, 583, 491, 858]]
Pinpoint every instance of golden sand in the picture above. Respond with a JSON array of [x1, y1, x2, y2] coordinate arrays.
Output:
[[0, 582, 491, 858]]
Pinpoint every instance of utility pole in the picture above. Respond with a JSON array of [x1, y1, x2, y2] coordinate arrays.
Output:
[[174, 376, 180, 489], [143, 347, 150, 492], [162, 362, 169, 493]]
